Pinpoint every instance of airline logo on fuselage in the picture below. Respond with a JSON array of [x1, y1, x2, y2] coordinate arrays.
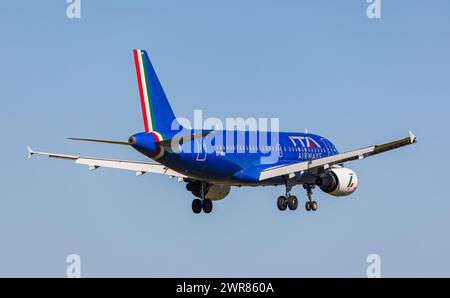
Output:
[[287, 135, 324, 160], [288, 136, 321, 148]]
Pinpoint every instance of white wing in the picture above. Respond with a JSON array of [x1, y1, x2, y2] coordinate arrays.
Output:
[[259, 131, 417, 181], [27, 146, 188, 178]]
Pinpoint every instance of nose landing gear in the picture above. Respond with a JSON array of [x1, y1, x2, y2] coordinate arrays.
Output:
[[303, 183, 318, 211]]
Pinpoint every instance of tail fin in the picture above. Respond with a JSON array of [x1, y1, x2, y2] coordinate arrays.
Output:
[[133, 49, 178, 136]]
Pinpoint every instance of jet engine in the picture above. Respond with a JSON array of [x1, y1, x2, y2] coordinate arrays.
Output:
[[186, 181, 231, 200], [316, 167, 358, 197]]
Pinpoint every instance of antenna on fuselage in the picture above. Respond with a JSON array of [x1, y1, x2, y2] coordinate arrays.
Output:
[[304, 128, 308, 133]]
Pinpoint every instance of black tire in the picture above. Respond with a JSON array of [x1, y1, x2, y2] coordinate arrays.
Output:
[[277, 196, 288, 211], [311, 201, 318, 211], [202, 199, 213, 214], [305, 201, 311, 211], [287, 196, 298, 210], [192, 199, 202, 214]]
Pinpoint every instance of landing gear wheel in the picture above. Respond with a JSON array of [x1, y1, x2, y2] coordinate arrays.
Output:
[[303, 183, 318, 212], [287, 195, 298, 210], [277, 196, 288, 211], [305, 201, 312, 211], [192, 199, 202, 214], [202, 199, 213, 214]]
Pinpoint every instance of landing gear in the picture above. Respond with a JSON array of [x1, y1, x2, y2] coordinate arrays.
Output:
[[304, 183, 318, 212], [277, 181, 298, 211], [287, 195, 298, 210], [190, 181, 214, 214], [305, 201, 317, 211], [192, 199, 202, 214], [277, 196, 288, 211], [191, 198, 214, 214], [305, 201, 311, 211], [203, 199, 213, 213], [277, 195, 298, 211]]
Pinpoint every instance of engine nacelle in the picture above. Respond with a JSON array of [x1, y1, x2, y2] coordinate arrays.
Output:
[[204, 184, 231, 200], [316, 167, 358, 197], [186, 181, 231, 201]]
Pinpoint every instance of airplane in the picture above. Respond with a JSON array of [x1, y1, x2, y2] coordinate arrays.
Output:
[[27, 49, 417, 214]]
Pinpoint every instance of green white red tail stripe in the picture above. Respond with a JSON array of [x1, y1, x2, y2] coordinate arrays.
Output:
[[133, 49, 154, 133], [133, 49, 165, 159]]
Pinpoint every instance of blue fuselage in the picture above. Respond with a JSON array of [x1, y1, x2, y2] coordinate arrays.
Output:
[[131, 130, 339, 185]]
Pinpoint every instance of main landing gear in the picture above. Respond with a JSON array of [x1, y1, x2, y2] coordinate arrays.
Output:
[[277, 184, 298, 211], [190, 181, 213, 214], [277, 195, 298, 211], [276, 183, 318, 212], [192, 198, 213, 214]]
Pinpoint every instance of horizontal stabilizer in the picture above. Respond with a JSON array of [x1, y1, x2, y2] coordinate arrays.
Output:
[[67, 137, 130, 145], [27, 146, 34, 159]]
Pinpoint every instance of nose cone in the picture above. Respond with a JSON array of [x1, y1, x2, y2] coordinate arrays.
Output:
[[129, 132, 160, 157]]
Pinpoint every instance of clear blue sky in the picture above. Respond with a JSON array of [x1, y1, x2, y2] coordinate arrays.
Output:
[[0, 0, 449, 277]]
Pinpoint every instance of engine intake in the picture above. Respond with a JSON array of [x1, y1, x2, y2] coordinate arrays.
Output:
[[317, 167, 358, 197]]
